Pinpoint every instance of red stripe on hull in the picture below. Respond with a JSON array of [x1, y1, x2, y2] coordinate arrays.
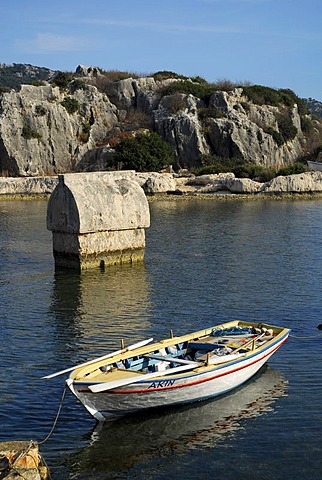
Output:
[[85, 336, 288, 395]]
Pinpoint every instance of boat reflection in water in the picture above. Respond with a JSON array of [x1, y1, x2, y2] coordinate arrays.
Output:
[[70, 365, 288, 476]]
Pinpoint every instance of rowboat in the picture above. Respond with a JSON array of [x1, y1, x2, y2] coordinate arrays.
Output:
[[43, 320, 290, 421]]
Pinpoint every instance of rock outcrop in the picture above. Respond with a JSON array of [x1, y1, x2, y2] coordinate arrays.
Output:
[[206, 90, 303, 168], [262, 171, 322, 193], [0, 66, 320, 177], [2, 171, 322, 197], [154, 94, 210, 168], [0, 83, 118, 176], [0, 176, 58, 195], [0, 441, 48, 480], [183, 171, 322, 194]]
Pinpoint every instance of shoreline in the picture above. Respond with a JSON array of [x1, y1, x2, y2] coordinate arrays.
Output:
[[1, 171, 322, 201], [2, 191, 322, 202], [146, 191, 322, 201]]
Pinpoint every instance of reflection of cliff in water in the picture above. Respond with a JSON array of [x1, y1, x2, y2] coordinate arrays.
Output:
[[48, 264, 152, 361], [70, 365, 288, 477]]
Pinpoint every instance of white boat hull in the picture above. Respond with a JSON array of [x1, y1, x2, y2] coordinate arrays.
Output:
[[69, 333, 288, 421]]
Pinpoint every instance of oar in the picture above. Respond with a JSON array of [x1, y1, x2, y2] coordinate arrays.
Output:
[[88, 362, 200, 393], [42, 338, 154, 379]]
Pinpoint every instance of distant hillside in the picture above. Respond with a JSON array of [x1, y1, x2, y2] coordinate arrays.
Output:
[[0, 63, 56, 90], [304, 98, 322, 118]]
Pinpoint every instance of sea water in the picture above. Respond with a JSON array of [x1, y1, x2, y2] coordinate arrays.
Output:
[[0, 197, 321, 479]]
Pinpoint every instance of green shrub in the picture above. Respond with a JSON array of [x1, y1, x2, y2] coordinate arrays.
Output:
[[242, 85, 309, 116], [190, 76, 207, 84], [266, 127, 285, 147], [276, 112, 298, 141], [160, 80, 218, 105], [164, 95, 187, 114], [279, 89, 309, 115], [242, 85, 281, 106], [35, 105, 47, 116], [264, 113, 297, 146], [152, 70, 187, 81], [31, 80, 46, 87], [277, 162, 306, 176], [51, 71, 73, 89], [195, 155, 309, 181], [111, 132, 175, 172], [99, 69, 140, 81], [60, 97, 79, 114], [300, 116, 314, 133], [70, 79, 87, 92], [194, 156, 277, 182], [22, 125, 42, 140], [0, 86, 10, 94], [198, 106, 225, 121], [78, 122, 91, 142]]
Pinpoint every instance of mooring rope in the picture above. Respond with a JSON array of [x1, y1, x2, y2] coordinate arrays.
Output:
[[290, 325, 322, 339], [38, 384, 68, 445], [290, 332, 322, 339]]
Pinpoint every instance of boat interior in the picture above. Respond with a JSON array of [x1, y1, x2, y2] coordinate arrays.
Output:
[[74, 323, 280, 384]]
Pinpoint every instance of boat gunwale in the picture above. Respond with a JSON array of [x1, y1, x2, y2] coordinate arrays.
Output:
[[73, 325, 290, 389]]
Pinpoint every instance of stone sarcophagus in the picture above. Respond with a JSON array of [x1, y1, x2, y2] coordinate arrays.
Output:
[[47, 172, 150, 271]]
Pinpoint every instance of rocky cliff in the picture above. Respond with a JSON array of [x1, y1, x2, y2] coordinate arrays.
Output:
[[0, 81, 118, 176], [0, 65, 321, 176]]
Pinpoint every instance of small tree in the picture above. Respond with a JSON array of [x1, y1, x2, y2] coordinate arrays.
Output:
[[111, 132, 175, 172], [51, 71, 73, 89], [60, 97, 79, 114]]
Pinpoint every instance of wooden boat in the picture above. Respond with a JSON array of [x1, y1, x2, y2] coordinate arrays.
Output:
[[43, 320, 290, 421], [307, 160, 322, 171]]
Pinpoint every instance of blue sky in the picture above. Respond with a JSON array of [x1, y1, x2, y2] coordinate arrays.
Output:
[[1, 0, 321, 100]]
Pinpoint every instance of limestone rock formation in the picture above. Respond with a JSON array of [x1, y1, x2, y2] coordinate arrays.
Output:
[[0, 83, 118, 176], [0, 66, 319, 177], [262, 171, 322, 193], [0, 176, 58, 195], [154, 94, 210, 168], [176, 171, 322, 194], [134, 172, 177, 194], [2, 171, 322, 197], [206, 89, 303, 168]]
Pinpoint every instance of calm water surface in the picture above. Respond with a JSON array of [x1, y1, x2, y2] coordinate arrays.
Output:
[[0, 197, 322, 479]]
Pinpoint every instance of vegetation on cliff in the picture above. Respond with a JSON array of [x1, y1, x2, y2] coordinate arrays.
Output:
[[108, 132, 175, 172], [0, 63, 322, 178]]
